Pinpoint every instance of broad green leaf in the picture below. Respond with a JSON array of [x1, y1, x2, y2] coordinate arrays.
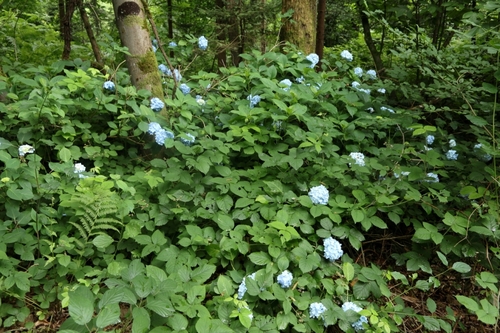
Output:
[[452, 262, 471, 273], [92, 234, 114, 248], [96, 303, 121, 328], [249, 252, 271, 265], [216, 275, 234, 296], [426, 298, 437, 313], [351, 209, 364, 223], [132, 307, 150, 333], [456, 295, 479, 312], [69, 286, 94, 325], [58, 147, 72, 162], [343, 262, 355, 282]]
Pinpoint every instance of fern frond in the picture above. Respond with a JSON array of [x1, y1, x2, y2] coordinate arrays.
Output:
[[69, 221, 89, 240]]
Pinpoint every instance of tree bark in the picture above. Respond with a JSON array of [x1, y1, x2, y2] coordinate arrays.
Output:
[[61, 0, 76, 60], [315, 0, 326, 64], [112, 0, 165, 115], [227, 0, 241, 66], [76, 0, 103, 66], [357, 1, 384, 73], [281, 0, 317, 53]]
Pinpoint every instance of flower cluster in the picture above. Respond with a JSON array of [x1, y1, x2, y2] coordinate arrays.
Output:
[[159, 65, 182, 82], [446, 150, 458, 160], [180, 133, 196, 146], [179, 83, 191, 95], [247, 94, 261, 108], [308, 185, 329, 205], [169, 41, 177, 47], [354, 67, 363, 77], [237, 272, 256, 299], [324, 237, 343, 261], [309, 302, 327, 319], [349, 152, 365, 166], [449, 139, 456, 147], [279, 79, 292, 91], [377, 88, 386, 94], [426, 135, 435, 145], [351, 81, 370, 95], [394, 171, 410, 178], [195, 95, 206, 106], [198, 36, 208, 50], [147, 122, 174, 146], [380, 106, 394, 113], [150, 97, 165, 112], [306, 53, 319, 68], [341, 50, 353, 61], [474, 143, 492, 161], [342, 302, 368, 331], [103, 81, 115, 92], [18, 144, 35, 157], [74, 163, 86, 178], [366, 69, 377, 79], [425, 172, 439, 183], [277, 270, 293, 288]]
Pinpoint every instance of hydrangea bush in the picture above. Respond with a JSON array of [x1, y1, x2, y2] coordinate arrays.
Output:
[[0, 40, 498, 333]]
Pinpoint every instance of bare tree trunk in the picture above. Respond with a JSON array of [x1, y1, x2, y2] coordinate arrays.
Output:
[[357, 0, 384, 73], [260, 0, 266, 53], [112, 0, 165, 115], [227, 0, 241, 66], [167, 0, 174, 58], [215, 0, 227, 67], [315, 0, 326, 63], [281, 0, 317, 53], [76, 0, 103, 66], [61, 0, 76, 60]]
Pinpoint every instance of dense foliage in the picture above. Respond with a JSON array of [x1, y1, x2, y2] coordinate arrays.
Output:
[[1, 0, 500, 332]]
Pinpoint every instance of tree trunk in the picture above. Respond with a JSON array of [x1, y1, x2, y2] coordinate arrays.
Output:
[[76, 0, 103, 66], [60, 0, 76, 60], [215, 0, 227, 67], [357, 0, 384, 73], [112, 0, 165, 115], [227, 0, 241, 66], [315, 0, 326, 63], [281, 0, 317, 53]]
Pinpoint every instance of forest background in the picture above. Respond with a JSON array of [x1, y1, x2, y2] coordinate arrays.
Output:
[[0, 0, 499, 332]]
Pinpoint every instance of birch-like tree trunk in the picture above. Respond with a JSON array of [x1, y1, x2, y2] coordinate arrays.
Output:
[[281, 0, 317, 54], [112, 0, 165, 114]]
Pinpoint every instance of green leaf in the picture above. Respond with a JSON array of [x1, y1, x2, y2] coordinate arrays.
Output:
[[96, 303, 121, 328], [422, 316, 440, 331], [249, 252, 271, 265], [343, 262, 355, 282], [465, 115, 488, 127], [132, 307, 150, 333], [217, 275, 234, 296], [481, 82, 497, 94], [168, 313, 188, 330], [191, 264, 216, 283], [7, 187, 34, 201], [146, 295, 174, 317], [452, 262, 471, 273], [351, 209, 364, 223], [426, 298, 437, 313], [214, 213, 234, 230], [92, 234, 114, 248], [69, 286, 94, 325], [58, 147, 72, 162], [456, 295, 479, 312]]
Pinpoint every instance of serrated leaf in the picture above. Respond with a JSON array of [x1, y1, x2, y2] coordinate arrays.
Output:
[[92, 234, 114, 248], [69, 286, 94, 325], [249, 252, 271, 265], [168, 313, 188, 331], [217, 275, 234, 296], [96, 303, 121, 328], [132, 307, 150, 333], [452, 262, 471, 273], [343, 262, 355, 282]]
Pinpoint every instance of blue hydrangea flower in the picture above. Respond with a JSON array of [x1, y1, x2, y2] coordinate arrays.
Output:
[[237, 272, 256, 299], [196, 95, 206, 106], [198, 36, 208, 50], [324, 237, 343, 261], [152, 45, 157, 53], [474, 143, 482, 149], [354, 67, 363, 77], [158, 64, 171, 76], [377, 88, 386, 94], [449, 139, 456, 147], [425, 172, 439, 183], [366, 69, 377, 79], [349, 152, 365, 166], [181, 133, 196, 146], [247, 94, 261, 108], [426, 135, 435, 145], [482, 154, 492, 162], [352, 81, 360, 89], [74, 162, 86, 178], [380, 106, 394, 113], [342, 302, 368, 331], [150, 97, 164, 112], [179, 83, 191, 95], [446, 150, 458, 160], [18, 144, 35, 157], [169, 41, 177, 47], [103, 81, 115, 91], [309, 302, 327, 319], [367, 107, 374, 113], [279, 79, 292, 91], [277, 270, 293, 288], [308, 185, 329, 205], [306, 53, 319, 68], [394, 171, 410, 178], [296, 76, 305, 83], [154, 128, 173, 145], [148, 122, 162, 135], [340, 50, 353, 61]]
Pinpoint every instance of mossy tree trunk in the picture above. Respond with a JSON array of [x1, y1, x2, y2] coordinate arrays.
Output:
[[112, 0, 165, 115], [281, 0, 317, 54]]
